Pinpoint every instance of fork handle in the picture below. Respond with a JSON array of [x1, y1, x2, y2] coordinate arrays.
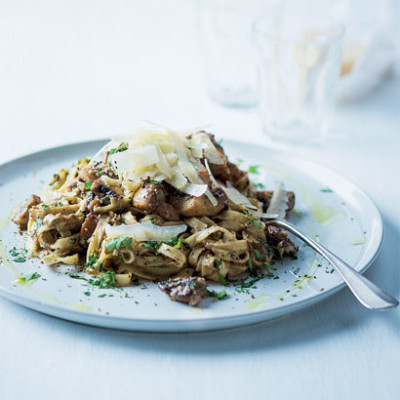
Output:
[[267, 219, 398, 310]]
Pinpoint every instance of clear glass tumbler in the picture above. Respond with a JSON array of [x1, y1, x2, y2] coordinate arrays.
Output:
[[253, 12, 344, 142], [198, 0, 284, 108]]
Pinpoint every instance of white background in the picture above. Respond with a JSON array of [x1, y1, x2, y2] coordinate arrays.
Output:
[[0, 1, 399, 399]]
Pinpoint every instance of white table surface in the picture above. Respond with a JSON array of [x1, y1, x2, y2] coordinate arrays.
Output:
[[0, 1, 399, 399]]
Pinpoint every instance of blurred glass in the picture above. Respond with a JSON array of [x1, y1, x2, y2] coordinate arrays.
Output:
[[198, 0, 284, 108], [336, 0, 398, 101], [253, 10, 344, 143]]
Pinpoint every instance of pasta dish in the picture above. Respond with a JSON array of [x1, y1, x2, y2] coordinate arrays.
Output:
[[12, 127, 298, 305]]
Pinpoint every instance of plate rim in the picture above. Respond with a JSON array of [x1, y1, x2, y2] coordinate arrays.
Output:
[[0, 138, 384, 331]]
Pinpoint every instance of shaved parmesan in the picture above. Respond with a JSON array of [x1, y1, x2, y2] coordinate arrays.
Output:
[[181, 183, 208, 197], [250, 210, 280, 220], [205, 189, 218, 206], [222, 186, 258, 210], [204, 148, 225, 165], [109, 144, 159, 177], [266, 181, 286, 217], [103, 127, 227, 200], [106, 222, 187, 242], [204, 159, 219, 188]]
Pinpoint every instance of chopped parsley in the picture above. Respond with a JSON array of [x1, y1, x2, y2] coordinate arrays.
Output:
[[20, 272, 41, 282], [149, 180, 161, 185], [253, 249, 265, 261], [106, 236, 133, 252], [41, 204, 50, 210], [243, 209, 263, 229], [217, 271, 228, 286], [233, 272, 264, 294], [109, 144, 128, 154], [69, 271, 117, 290], [247, 256, 254, 272], [68, 273, 88, 280], [88, 271, 117, 289], [252, 182, 265, 189], [207, 289, 227, 300], [248, 165, 260, 174], [142, 237, 188, 254], [8, 248, 28, 263], [84, 254, 99, 269], [84, 182, 93, 190], [83, 290, 91, 296], [262, 262, 274, 277], [321, 188, 333, 193], [214, 259, 228, 285]]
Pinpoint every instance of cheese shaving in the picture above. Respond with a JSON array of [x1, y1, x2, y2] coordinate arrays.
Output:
[[107, 126, 223, 197], [106, 222, 187, 242]]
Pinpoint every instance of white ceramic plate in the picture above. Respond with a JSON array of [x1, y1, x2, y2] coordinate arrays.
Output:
[[0, 139, 382, 332]]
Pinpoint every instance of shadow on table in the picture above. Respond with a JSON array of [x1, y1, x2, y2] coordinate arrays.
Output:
[[24, 215, 400, 354]]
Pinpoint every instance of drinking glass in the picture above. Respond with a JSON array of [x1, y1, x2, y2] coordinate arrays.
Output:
[[253, 12, 344, 142], [198, 0, 284, 108]]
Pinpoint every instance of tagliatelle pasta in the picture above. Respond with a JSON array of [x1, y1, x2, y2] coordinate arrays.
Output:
[[11, 126, 299, 304]]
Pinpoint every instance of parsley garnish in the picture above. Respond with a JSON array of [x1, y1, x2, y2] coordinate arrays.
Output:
[[247, 256, 253, 272], [243, 209, 263, 229], [41, 204, 50, 210], [142, 237, 188, 254], [9, 248, 28, 263], [106, 236, 132, 252], [109, 144, 128, 154], [149, 180, 161, 184], [215, 259, 228, 285], [233, 272, 263, 293], [217, 271, 228, 286], [253, 249, 265, 261], [20, 272, 41, 282], [262, 262, 274, 277], [69, 271, 117, 289], [84, 254, 98, 269], [207, 289, 227, 300], [321, 188, 333, 193], [84, 182, 93, 190], [248, 165, 260, 174], [88, 271, 117, 289], [68, 273, 87, 280]]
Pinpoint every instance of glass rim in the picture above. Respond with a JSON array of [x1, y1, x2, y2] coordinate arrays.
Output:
[[252, 15, 345, 45]]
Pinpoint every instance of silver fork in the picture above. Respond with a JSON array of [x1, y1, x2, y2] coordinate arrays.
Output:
[[262, 187, 399, 310]]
